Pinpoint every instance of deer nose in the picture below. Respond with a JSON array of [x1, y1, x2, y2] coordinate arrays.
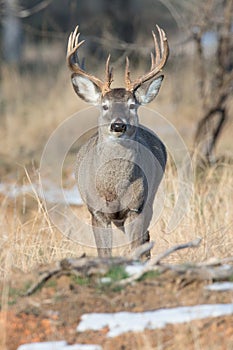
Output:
[[110, 119, 127, 133]]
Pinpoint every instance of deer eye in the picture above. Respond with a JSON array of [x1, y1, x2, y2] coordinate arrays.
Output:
[[129, 103, 136, 110], [102, 104, 109, 111]]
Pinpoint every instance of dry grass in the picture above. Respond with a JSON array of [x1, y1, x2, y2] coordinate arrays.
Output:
[[0, 44, 233, 276], [153, 157, 233, 263], [0, 157, 232, 275]]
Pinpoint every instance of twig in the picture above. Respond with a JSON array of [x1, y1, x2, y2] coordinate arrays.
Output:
[[130, 241, 155, 260], [197, 256, 233, 267], [149, 237, 202, 266], [116, 238, 202, 287], [23, 267, 60, 296], [19, 0, 54, 18]]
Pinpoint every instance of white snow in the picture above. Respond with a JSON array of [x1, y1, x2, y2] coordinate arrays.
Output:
[[0, 182, 82, 205], [205, 282, 233, 291], [17, 341, 67, 350], [17, 341, 102, 350], [77, 304, 233, 337], [125, 264, 145, 275]]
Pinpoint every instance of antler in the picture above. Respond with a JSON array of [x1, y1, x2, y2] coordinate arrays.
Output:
[[125, 25, 169, 92], [67, 26, 113, 95]]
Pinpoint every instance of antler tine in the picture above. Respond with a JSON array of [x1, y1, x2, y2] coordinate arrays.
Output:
[[125, 24, 169, 92], [74, 26, 80, 47], [125, 56, 132, 90], [67, 25, 113, 95], [150, 52, 155, 70], [157, 25, 166, 60], [152, 28, 161, 66], [105, 54, 114, 88], [67, 26, 85, 69], [105, 54, 110, 77]]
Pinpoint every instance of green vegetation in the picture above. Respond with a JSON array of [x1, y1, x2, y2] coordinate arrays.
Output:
[[71, 275, 91, 286], [104, 265, 129, 282], [138, 270, 161, 281]]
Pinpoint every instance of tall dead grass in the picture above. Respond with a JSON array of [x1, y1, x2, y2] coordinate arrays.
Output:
[[153, 157, 233, 263], [0, 156, 232, 276]]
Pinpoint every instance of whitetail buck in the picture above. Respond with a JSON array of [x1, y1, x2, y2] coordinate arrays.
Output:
[[67, 25, 169, 258]]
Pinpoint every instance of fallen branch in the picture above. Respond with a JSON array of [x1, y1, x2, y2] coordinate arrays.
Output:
[[23, 267, 60, 296], [130, 241, 155, 260], [197, 256, 233, 267], [24, 256, 133, 296], [116, 238, 202, 287], [149, 237, 202, 266], [24, 238, 204, 296]]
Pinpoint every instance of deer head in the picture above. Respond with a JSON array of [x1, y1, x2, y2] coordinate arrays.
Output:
[[67, 25, 169, 141]]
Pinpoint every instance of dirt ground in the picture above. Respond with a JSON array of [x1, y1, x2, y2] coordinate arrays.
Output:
[[1, 264, 233, 350]]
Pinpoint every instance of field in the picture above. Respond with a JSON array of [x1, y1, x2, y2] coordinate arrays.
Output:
[[0, 40, 233, 349]]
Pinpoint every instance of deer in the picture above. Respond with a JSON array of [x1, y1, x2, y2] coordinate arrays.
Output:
[[67, 25, 169, 258]]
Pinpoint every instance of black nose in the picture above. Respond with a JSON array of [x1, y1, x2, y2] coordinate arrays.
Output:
[[110, 119, 127, 133]]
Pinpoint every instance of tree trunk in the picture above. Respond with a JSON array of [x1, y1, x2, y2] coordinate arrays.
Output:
[[2, 0, 23, 64]]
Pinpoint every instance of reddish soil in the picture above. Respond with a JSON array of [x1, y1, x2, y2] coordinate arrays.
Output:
[[1, 267, 233, 350]]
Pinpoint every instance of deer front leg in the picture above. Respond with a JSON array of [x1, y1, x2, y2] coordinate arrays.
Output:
[[91, 211, 112, 257], [124, 208, 152, 260]]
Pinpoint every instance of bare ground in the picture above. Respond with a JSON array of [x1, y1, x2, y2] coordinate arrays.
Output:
[[1, 260, 233, 350]]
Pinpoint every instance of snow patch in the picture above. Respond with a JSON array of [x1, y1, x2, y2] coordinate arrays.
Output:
[[77, 304, 233, 337], [125, 264, 145, 275], [0, 182, 82, 205], [17, 341, 67, 350], [205, 282, 233, 291], [17, 341, 102, 350]]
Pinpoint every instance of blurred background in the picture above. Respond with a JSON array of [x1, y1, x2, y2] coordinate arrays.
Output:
[[0, 0, 232, 173]]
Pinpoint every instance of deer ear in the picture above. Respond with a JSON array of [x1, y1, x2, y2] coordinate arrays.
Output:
[[71, 74, 102, 105], [135, 75, 164, 105]]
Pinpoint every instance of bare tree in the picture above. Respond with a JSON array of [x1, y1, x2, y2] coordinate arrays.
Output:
[[1, 0, 53, 64], [193, 0, 233, 164], [2, 0, 23, 63]]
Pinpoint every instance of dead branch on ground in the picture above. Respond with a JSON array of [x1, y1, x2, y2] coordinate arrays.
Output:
[[23, 238, 207, 295], [23, 237, 233, 296]]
